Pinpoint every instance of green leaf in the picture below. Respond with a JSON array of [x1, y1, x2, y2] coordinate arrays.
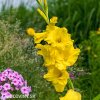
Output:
[[93, 94, 100, 100]]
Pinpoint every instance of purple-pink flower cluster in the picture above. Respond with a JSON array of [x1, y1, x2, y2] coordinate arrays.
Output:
[[0, 68, 31, 100]]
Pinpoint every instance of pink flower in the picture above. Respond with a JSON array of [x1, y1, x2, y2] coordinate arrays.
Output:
[[18, 81, 24, 86], [2, 71, 8, 77], [6, 68, 13, 73], [11, 79, 19, 86], [1, 91, 12, 100], [12, 71, 19, 78], [3, 83, 11, 91], [21, 86, 31, 96], [0, 75, 6, 82], [7, 73, 14, 80]]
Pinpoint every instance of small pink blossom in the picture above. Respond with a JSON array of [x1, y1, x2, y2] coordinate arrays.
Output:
[[21, 86, 31, 96], [3, 83, 11, 91], [7, 73, 14, 80], [11, 79, 19, 86], [1, 91, 12, 100], [0, 76, 6, 82]]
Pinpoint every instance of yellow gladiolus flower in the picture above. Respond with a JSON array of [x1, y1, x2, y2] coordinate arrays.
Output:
[[66, 49, 80, 66], [50, 45, 80, 70], [36, 44, 66, 70], [54, 45, 80, 67], [45, 26, 73, 50], [60, 89, 81, 100], [27, 16, 80, 92], [63, 46, 80, 67], [36, 44, 80, 70], [27, 28, 35, 36], [44, 67, 69, 92], [36, 44, 58, 66], [28, 0, 81, 95]]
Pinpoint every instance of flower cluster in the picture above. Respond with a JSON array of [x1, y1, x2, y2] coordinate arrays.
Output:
[[27, 17, 80, 93], [0, 68, 31, 100]]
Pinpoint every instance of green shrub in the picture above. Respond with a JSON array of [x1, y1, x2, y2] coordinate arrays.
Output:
[[76, 31, 100, 100], [88, 31, 100, 98], [0, 20, 35, 69]]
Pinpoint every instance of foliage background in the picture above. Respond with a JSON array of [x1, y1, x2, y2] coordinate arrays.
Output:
[[0, 0, 100, 100]]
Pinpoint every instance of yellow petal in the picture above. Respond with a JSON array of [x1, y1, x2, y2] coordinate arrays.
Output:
[[50, 16, 58, 24], [65, 48, 80, 66], [60, 89, 81, 100], [36, 44, 56, 66], [34, 32, 46, 43], [44, 67, 69, 92]]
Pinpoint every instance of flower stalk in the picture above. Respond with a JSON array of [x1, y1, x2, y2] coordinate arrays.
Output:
[[36, 0, 49, 24], [68, 78, 74, 90], [27, 0, 81, 99]]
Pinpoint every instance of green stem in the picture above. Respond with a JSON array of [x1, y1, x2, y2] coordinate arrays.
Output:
[[36, 0, 49, 24], [68, 78, 74, 90]]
